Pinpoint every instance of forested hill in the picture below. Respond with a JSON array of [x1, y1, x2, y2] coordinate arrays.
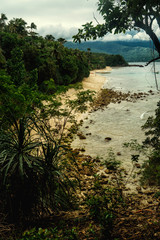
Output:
[[0, 14, 127, 122], [65, 40, 159, 62]]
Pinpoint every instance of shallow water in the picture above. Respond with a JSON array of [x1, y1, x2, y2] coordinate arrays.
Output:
[[71, 63, 160, 192], [103, 62, 160, 93], [72, 93, 159, 160]]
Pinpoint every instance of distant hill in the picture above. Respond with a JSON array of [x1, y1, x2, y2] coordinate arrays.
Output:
[[65, 40, 159, 62]]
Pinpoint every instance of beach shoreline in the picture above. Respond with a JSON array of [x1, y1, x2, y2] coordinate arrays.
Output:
[[65, 66, 112, 100], [82, 66, 112, 92], [70, 67, 160, 193]]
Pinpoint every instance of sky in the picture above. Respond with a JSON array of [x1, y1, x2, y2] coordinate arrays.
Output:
[[1, 0, 159, 41]]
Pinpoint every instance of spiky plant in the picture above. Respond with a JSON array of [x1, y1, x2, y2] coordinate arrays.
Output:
[[40, 141, 77, 211], [0, 114, 42, 222], [0, 113, 78, 223]]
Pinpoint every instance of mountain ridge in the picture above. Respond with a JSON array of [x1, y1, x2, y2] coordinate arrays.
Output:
[[65, 40, 159, 62]]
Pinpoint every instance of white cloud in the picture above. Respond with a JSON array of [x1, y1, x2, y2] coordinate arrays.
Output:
[[101, 32, 133, 41], [39, 24, 78, 40], [1, 0, 101, 39], [155, 28, 160, 38], [1, 0, 160, 41], [133, 31, 150, 41]]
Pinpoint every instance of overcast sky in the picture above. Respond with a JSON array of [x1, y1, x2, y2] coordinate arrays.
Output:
[[1, 0, 159, 41]]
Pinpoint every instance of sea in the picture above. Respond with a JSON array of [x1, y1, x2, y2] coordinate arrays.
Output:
[[103, 62, 160, 93], [72, 61, 160, 168]]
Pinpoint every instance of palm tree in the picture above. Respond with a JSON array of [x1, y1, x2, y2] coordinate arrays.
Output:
[[0, 13, 7, 31], [7, 18, 28, 36], [57, 37, 67, 45], [45, 34, 55, 41], [30, 22, 37, 31], [27, 22, 37, 37]]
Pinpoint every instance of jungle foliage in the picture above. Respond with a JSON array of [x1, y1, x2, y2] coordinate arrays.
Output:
[[90, 52, 128, 69], [141, 101, 160, 185], [0, 14, 90, 92], [0, 13, 95, 226]]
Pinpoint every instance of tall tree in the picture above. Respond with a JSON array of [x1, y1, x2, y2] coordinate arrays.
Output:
[[0, 13, 7, 31], [57, 37, 67, 45], [7, 18, 28, 36], [45, 34, 55, 41], [27, 22, 37, 37], [73, 0, 160, 61]]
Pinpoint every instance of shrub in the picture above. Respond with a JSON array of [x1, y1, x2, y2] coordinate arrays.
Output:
[[141, 101, 160, 185], [86, 175, 123, 239], [19, 227, 78, 240]]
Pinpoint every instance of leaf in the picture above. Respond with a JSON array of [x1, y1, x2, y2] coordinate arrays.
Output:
[[3, 153, 17, 183], [19, 154, 24, 177]]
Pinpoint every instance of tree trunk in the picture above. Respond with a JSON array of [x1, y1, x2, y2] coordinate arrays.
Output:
[[136, 21, 160, 56]]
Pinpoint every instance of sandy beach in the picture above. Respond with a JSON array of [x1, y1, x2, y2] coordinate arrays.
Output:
[[65, 66, 112, 100], [61, 67, 112, 123], [82, 67, 112, 91]]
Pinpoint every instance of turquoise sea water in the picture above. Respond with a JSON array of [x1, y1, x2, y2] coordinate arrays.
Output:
[[103, 62, 160, 93]]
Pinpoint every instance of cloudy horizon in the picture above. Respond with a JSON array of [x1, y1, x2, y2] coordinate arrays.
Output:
[[1, 0, 160, 42]]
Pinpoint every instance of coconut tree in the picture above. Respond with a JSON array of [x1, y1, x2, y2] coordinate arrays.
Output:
[[7, 18, 28, 36], [45, 34, 55, 41], [0, 13, 7, 31]]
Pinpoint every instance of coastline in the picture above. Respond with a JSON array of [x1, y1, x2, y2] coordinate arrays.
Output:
[[49, 67, 111, 130], [82, 66, 112, 92], [63, 67, 111, 122], [65, 66, 111, 100], [70, 68, 160, 193]]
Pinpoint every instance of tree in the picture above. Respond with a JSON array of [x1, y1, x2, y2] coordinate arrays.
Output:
[[27, 22, 37, 37], [0, 72, 94, 222], [7, 18, 28, 36], [7, 47, 26, 86], [45, 34, 55, 41], [0, 48, 6, 68], [30, 22, 37, 31], [57, 37, 67, 44], [0, 13, 7, 31], [73, 0, 160, 61]]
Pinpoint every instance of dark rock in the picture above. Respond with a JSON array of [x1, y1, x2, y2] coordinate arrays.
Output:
[[135, 163, 141, 168], [77, 132, 86, 139], [105, 137, 112, 142], [117, 152, 121, 156]]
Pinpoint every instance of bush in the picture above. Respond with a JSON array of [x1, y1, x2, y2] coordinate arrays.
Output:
[[19, 227, 78, 240], [141, 101, 160, 184], [0, 115, 77, 222], [86, 174, 123, 239]]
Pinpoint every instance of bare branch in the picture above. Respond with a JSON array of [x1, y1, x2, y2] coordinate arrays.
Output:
[[145, 56, 160, 66], [93, 13, 100, 24]]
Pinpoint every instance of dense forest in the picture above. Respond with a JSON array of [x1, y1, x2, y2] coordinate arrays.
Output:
[[0, 15, 127, 97], [0, 18, 90, 90], [89, 52, 128, 69], [65, 40, 159, 62]]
